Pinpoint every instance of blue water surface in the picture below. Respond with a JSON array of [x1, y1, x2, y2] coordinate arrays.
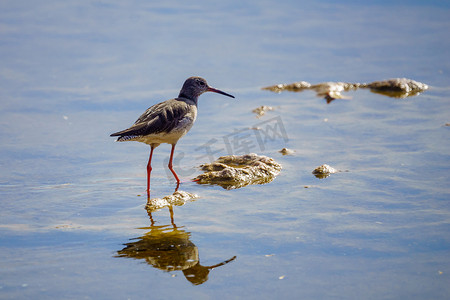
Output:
[[1, 1, 449, 299]]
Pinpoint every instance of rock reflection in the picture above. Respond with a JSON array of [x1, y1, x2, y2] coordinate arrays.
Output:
[[116, 209, 236, 285]]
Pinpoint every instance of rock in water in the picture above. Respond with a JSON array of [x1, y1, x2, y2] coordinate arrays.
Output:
[[194, 153, 282, 189]]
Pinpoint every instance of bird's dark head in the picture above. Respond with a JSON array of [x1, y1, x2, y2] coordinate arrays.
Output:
[[179, 76, 235, 101]]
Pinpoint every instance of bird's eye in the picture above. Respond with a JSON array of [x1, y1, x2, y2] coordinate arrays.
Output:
[[198, 80, 205, 86]]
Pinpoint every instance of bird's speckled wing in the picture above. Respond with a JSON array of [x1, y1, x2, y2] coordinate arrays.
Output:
[[110, 98, 192, 139]]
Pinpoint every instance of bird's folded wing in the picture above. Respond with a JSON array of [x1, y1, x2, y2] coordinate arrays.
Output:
[[110, 122, 149, 137], [110, 100, 188, 138]]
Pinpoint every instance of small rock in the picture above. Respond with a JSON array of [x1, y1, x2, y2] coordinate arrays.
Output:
[[312, 164, 339, 179], [262, 81, 311, 93], [146, 191, 198, 212], [311, 82, 359, 102], [279, 148, 294, 155], [252, 105, 274, 117], [365, 78, 428, 98]]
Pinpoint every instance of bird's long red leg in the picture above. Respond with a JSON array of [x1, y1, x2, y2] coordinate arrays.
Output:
[[147, 146, 154, 197], [168, 144, 181, 184]]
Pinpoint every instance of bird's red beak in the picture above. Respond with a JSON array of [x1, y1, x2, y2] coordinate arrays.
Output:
[[207, 87, 235, 98]]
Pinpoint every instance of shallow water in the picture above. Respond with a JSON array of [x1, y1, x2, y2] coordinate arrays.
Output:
[[1, 1, 450, 299]]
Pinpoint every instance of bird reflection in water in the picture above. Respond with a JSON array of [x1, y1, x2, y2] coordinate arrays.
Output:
[[116, 206, 236, 285]]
